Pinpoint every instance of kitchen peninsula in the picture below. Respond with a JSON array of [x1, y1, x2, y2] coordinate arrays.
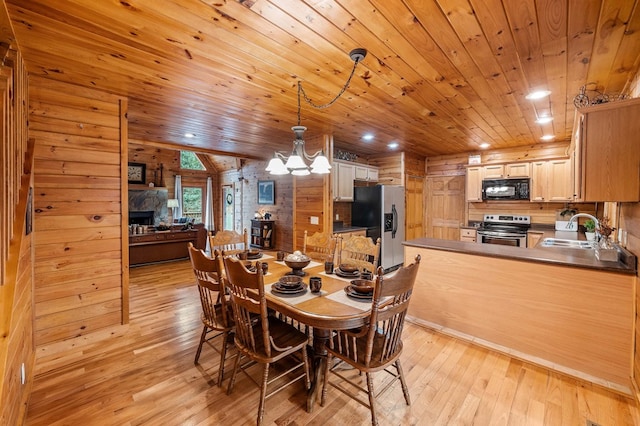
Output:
[[404, 238, 636, 394]]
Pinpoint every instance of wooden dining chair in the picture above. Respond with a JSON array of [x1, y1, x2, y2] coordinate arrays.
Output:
[[320, 254, 421, 426], [209, 228, 248, 256], [188, 244, 234, 387], [338, 234, 381, 273], [223, 256, 311, 426], [303, 230, 338, 262]]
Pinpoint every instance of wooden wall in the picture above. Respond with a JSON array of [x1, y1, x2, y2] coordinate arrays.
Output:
[[30, 77, 126, 347], [0, 31, 34, 425], [293, 134, 331, 252], [370, 152, 404, 185], [221, 159, 295, 253], [426, 141, 571, 176]]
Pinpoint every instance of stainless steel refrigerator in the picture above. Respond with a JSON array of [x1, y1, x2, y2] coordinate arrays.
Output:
[[351, 185, 405, 273]]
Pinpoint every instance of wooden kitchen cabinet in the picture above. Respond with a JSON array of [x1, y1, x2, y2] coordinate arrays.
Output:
[[531, 159, 572, 202], [483, 164, 504, 179], [333, 160, 355, 201], [505, 162, 530, 178], [576, 97, 640, 202], [354, 164, 379, 182], [460, 228, 477, 242], [527, 231, 544, 248], [465, 166, 483, 202]]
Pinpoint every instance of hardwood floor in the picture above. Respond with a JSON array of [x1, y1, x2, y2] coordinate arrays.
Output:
[[26, 260, 640, 425]]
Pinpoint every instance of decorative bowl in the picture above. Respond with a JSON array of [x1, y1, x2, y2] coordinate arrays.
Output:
[[339, 263, 359, 273], [278, 275, 303, 288], [284, 258, 311, 270], [350, 279, 374, 294]]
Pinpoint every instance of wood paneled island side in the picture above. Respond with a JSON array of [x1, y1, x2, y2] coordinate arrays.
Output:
[[403, 238, 636, 394]]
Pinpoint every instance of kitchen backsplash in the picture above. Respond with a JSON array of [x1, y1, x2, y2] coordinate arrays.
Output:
[[333, 202, 352, 227], [468, 201, 597, 225]]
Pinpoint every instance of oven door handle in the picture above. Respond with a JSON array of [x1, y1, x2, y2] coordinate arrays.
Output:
[[477, 231, 526, 238]]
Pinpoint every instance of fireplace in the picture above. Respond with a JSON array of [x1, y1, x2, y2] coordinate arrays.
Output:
[[129, 210, 154, 225]]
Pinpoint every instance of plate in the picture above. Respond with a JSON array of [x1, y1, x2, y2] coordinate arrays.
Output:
[[272, 283, 308, 296], [247, 251, 263, 260], [344, 285, 373, 300], [335, 268, 360, 278]]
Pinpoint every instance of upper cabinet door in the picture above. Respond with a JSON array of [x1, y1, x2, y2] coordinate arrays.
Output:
[[579, 98, 640, 202], [465, 166, 483, 202], [482, 164, 504, 179], [335, 162, 355, 201], [505, 162, 530, 178]]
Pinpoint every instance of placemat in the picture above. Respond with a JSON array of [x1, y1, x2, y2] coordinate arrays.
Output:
[[318, 271, 356, 283], [326, 289, 372, 311], [265, 283, 320, 305], [273, 260, 322, 269]]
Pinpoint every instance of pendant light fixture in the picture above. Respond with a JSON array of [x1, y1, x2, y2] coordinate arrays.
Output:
[[266, 48, 367, 176]]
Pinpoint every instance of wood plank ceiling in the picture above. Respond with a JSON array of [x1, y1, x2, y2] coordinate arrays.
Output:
[[5, 0, 640, 161]]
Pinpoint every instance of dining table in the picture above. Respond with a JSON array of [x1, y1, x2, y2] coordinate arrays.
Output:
[[249, 251, 373, 412]]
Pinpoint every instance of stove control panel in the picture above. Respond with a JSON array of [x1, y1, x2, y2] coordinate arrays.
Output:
[[483, 214, 531, 224]]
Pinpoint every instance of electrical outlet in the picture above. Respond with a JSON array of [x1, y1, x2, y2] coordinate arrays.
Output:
[[335, 214, 339, 221], [310, 216, 319, 225]]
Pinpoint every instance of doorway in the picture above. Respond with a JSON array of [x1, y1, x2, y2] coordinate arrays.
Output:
[[222, 184, 234, 231]]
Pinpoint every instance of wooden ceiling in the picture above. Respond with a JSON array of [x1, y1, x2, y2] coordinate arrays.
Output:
[[5, 0, 640, 162]]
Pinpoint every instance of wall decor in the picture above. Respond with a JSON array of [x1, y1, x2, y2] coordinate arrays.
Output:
[[334, 149, 358, 162], [127, 162, 146, 184], [258, 180, 275, 204]]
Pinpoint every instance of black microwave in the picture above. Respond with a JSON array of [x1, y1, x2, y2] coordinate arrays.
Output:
[[481, 178, 530, 201]]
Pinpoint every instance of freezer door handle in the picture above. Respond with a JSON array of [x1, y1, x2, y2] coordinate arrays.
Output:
[[391, 204, 398, 238]]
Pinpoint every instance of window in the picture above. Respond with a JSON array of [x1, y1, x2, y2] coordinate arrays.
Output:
[[182, 186, 203, 223], [180, 151, 205, 170]]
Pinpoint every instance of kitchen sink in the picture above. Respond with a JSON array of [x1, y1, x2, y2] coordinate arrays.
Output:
[[539, 238, 596, 249]]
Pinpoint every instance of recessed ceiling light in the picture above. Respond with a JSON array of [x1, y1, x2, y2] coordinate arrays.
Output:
[[387, 142, 399, 149], [541, 134, 555, 141], [362, 133, 374, 141], [184, 132, 196, 138], [479, 143, 490, 149], [526, 90, 551, 100], [535, 116, 553, 124]]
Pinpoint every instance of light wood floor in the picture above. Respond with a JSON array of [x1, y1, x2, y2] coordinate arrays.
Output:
[[26, 260, 640, 425]]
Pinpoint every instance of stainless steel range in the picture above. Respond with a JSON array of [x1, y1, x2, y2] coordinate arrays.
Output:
[[476, 214, 531, 247]]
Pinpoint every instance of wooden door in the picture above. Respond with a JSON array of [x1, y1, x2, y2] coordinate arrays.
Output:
[[405, 175, 424, 240], [426, 176, 465, 240]]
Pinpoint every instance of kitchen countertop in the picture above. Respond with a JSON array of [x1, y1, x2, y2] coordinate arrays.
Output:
[[404, 237, 637, 275]]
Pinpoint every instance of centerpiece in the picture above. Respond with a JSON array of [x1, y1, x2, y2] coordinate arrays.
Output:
[[284, 251, 311, 276]]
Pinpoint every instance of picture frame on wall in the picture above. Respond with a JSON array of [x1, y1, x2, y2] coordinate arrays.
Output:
[[258, 180, 274, 204], [127, 162, 146, 184]]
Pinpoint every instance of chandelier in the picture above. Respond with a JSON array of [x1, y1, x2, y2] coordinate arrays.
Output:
[[266, 48, 367, 176]]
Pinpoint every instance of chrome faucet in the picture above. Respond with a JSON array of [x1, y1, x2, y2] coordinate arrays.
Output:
[[568, 213, 599, 238]]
